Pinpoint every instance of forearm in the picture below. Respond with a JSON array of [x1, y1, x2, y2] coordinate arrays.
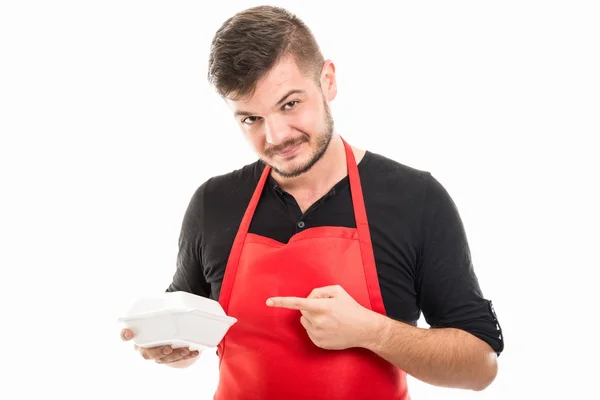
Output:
[[363, 314, 497, 391]]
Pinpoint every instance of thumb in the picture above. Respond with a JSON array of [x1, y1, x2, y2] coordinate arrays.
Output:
[[121, 328, 134, 341]]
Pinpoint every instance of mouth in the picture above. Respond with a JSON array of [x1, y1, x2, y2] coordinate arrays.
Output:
[[274, 142, 304, 158]]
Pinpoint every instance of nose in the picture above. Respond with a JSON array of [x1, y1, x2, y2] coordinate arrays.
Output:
[[264, 116, 292, 145]]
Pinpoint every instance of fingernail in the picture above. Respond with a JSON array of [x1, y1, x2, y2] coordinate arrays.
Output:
[[180, 349, 189, 356], [163, 347, 172, 354], [124, 332, 131, 340], [191, 351, 199, 357], [266, 299, 273, 306]]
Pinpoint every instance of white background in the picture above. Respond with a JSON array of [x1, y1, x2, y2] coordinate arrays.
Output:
[[1, 1, 598, 399]]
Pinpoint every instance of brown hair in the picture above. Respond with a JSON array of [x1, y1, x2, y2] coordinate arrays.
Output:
[[207, 6, 324, 100]]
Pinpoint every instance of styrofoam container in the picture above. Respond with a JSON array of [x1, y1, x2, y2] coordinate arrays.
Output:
[[118, 291, 237, 351]]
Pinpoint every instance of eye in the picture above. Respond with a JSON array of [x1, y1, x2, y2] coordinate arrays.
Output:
[[283, 101, 299, 110], [242, 116, 261, 125]]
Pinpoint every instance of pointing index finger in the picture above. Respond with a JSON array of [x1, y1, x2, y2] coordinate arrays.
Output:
[[266, 297, 322, 311]]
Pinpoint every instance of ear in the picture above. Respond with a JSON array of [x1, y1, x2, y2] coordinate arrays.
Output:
[[320, 59, 337, 101]]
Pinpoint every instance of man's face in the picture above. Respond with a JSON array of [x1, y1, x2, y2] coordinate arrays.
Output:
[[225, 57, 337, 178]]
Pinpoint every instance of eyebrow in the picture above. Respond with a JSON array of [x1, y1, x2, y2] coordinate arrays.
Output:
[[234, 89, 306, 117]]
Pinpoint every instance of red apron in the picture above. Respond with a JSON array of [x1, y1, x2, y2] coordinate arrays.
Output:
[[215, 138, 409, 400]]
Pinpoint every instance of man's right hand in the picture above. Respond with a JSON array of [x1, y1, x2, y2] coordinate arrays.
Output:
[[120, 328, 201, 367]]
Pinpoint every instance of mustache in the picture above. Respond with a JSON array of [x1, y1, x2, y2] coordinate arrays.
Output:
[[265, 136, 308, 156]]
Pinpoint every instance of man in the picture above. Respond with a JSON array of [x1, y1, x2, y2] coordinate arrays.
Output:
[[120, 5, 504, 399]]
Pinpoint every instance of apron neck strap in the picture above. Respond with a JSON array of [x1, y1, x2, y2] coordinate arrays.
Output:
[[250, 136, 368, 227]]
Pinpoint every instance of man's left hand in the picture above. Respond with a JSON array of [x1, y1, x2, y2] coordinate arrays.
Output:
[[266, 285, 382, 350]]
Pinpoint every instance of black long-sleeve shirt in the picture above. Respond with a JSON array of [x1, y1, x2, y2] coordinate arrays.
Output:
[[167, 150, 504, 355]]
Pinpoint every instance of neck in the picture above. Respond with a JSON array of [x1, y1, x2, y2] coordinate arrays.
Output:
[[272, 135, 364, 195]]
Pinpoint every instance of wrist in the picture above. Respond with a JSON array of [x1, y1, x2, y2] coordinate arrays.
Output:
[[360, 311, 393, 352]]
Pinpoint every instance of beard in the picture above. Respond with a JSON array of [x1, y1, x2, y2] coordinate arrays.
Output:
[[264, 100, 334, 179]]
